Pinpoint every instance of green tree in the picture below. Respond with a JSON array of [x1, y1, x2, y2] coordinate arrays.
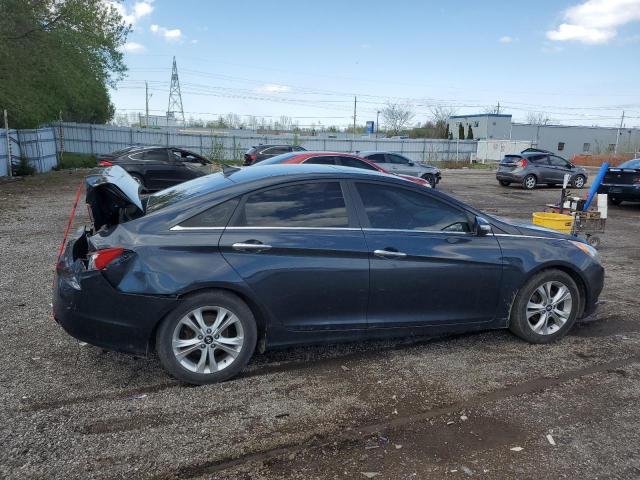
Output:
[[0, 0, 129, 128], [458, 123, 465, 140], [467, 125, 474, 139]]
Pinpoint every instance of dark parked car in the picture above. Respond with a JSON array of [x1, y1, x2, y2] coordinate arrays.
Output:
[[358, 151, 441, 187], [254, 151, 432, 187], [98, 146, 215, 191], [598, 158, 640, 205], [54, 164, 603, 384], [243, 144, 306, 165], [496, 151, 588, 190]]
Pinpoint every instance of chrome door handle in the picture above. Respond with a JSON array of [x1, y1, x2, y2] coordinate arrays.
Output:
[[232, 242, 272, 252], [373, 249, 407, 258]]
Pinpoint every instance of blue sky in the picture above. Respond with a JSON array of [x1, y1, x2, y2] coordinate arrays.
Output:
[[110, 0, 640, 128]]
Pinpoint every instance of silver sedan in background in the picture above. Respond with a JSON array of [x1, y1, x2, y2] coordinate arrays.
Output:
[[358, 151, 441, 187]]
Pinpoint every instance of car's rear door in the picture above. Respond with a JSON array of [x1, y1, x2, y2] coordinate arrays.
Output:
[[141, 148, 176, 189], [219, 180, 369, 331], [350, 180, 503, 328]]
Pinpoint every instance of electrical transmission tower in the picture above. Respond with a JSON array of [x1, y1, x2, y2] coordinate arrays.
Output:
[[167, 56, 185, 125]]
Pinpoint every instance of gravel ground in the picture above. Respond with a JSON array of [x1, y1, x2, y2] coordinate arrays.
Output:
[[0, 168, 639, 479]]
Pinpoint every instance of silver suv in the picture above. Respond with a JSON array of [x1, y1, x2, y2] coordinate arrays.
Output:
[[358, 151, 441, 187], [496, 151, 588, 190]]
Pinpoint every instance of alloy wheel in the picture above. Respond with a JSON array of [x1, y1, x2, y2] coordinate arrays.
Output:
[[574, 176, 585, 188], [526, 281, 573, 335], [524, 176, 536, 189], [171, 306, 244, 374]]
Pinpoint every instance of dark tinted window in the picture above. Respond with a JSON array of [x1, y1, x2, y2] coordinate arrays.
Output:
[[501, 155, 521, 164], [262, 146, 290, 155], [180, 198, 239, 228], [238, 182, 349, 228], [528, 155, 548, 165], [303, 156, 337, 165], [366, 153, 386, 163], [293, 145, 306, 151], [619, 159, 640, 169], [356, 183, 469, 232], [388, 154, 409, 164], [143, 149, 168, 161], [549, 155, 569, 167], [339, 157, 378, 171]]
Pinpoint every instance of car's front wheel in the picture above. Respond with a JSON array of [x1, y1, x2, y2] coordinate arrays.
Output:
[[508, 270, 580, 344], [422, 173, 437, 188], [572, 175, 586, 189], [156, 291, 257, 384]]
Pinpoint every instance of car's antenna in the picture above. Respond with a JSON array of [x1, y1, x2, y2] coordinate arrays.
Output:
[[221, 163, 241, 176]]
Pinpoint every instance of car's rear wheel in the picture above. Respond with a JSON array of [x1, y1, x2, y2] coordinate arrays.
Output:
[[572, 175, 586, 189], [508, 270, 580, 343], [522, 175, 537, 190], [499, 180, 510, 187], [422, 173, 436, 188], [156, 291, 257, 384]]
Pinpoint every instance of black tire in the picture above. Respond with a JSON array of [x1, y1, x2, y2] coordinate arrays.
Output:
[[499, 180, 511, 187], [572, 175, 586, 189], [156, 290, 257, 385], [522, 174, 537, 190], [423, 173, 436, 188], [610, 197, 622, 206], [508, 269, 580, 344]]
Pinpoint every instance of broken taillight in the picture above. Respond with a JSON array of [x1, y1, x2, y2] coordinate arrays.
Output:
[[88, 247, 126, 270], [98, 160, 113, 166]]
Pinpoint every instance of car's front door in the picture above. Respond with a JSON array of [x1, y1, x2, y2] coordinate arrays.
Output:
[[140, 148, 175, 189], [547, 155, 573, 184], [219, 180, 369, 331], [351, 181, 503, 328], [385, 153, 414, 175]]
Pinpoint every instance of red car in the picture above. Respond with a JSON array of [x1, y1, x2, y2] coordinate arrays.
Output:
[[253, 151, 431, 187]]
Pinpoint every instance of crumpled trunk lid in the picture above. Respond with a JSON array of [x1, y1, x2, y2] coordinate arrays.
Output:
[[85, 166, 144, 231]]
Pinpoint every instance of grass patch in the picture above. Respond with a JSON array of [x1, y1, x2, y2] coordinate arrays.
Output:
[[56, 152, 97, 169]]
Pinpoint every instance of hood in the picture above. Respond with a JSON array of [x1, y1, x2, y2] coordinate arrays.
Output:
[[502, 217, 573, 240], [85, 166, 144, 231]]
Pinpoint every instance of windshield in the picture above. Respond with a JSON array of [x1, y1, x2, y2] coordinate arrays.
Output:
[[146, 172, 233, 213], [255, 152, 298, 165], [618, 159, 640, 169]]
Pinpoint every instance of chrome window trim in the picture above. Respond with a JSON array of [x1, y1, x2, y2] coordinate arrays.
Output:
[[170, 225, 361, 232], [362, 228, 471, 235]]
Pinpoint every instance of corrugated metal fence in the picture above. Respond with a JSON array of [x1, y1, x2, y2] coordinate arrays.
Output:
[[1, 123, 479, 176], [0, 127, 58, 176], [56, 123, 477, 163]]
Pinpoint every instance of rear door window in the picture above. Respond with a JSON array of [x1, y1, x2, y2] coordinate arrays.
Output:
[[549, 155, 569, 167], [356, 182, 470, 232], [529, 155, 549, 165], [338, 156, 378, 171], [387, 154, 410, 165], [303, 156, 338, 165], [234, 182, 349, 228], [366, 153, 387, 163], [143, 149, 169, 161], [179, 198, 240, 228]]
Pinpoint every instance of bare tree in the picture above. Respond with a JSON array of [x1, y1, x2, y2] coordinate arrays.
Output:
[[381, 102, 415, 136], [526, 112, 551, 125], [429, 105, 458, 139]]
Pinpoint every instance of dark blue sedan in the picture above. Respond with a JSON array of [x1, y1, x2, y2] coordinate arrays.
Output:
[[54, 164, 604, 384]]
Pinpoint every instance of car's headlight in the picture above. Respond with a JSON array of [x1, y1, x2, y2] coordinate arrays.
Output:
[[569, 240, 599, 260]]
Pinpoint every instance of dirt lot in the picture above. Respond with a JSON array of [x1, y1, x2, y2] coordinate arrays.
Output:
[[1, 169, 639, 480]]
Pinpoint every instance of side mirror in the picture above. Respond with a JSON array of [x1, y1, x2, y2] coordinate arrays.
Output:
[[475, 216, 492, 236]]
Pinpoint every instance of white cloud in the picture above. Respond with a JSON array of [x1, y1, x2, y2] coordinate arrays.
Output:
[[255, 84, 290, 94], [120, 41, 145, 53], [150, 24, 182, 41], [499, 36, 514, 43], [106, 0, 154, 26], [547, 0, 640, 44]]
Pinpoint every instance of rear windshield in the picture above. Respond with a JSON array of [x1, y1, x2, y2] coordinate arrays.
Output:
[[618, 159, 640, 169], [255, 152, 299, 165], [501, 155, 521, 163], [146, 173, 232, 213]]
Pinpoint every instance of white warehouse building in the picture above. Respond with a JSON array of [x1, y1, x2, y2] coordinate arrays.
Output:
[[448, 113, 640, 159]]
